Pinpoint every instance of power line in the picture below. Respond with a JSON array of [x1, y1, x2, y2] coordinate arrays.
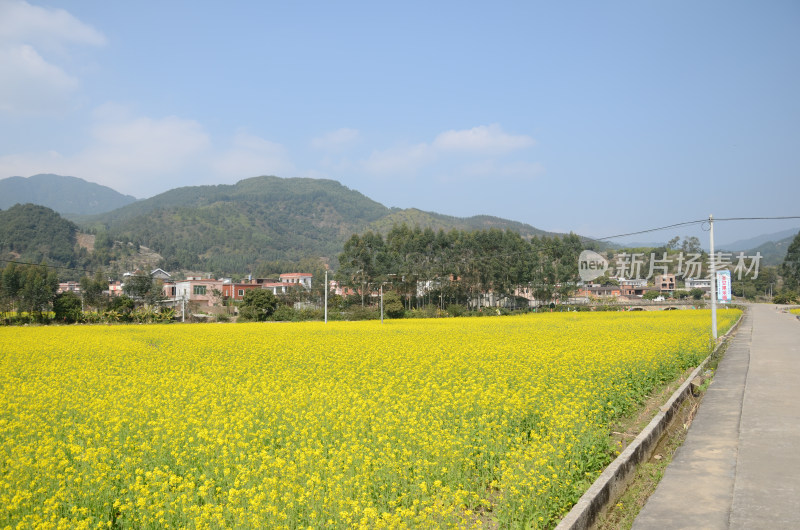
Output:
[[589, 219, 707, 242], [0, 258, 102, 275], [585, 215, 800, 242]]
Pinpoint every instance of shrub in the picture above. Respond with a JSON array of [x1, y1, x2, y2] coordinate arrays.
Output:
[[446, 304, 466, 317], [53, 292, 82, 323], [773, 290, 798, 304], [346, 306, 380, 321], [239, 290, 278, 322], [382, 291, 405, 319], [271, 305, 298, 322]]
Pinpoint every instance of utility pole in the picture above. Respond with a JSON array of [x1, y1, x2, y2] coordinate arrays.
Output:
[[380, 284, 384, 324], [709, 214, 717, 341], [324, 269, 328, 324]]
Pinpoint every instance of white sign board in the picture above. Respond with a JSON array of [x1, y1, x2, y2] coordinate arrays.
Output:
[[716, 270, 732, 303]]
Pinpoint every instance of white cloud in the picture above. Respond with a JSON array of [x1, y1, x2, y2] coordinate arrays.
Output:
[[433, 124, 535, 154], [311, 128, 360, 151], [0, 44, 79, 112], [0, 117, 539, 199], [213, 132, 296, 179], [361, 142, 434, 176], [0, 105, 211, 195], [0, 0, 104, 114], [358, 124, 537, 178], [84, 107, 210, 174], [0, 1, 105, 49]]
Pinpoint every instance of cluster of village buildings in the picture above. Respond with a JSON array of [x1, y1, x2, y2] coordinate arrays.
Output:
[[573, 273, 711, 302], [57, 269, 327, 312], [56, 269, 713, 312]]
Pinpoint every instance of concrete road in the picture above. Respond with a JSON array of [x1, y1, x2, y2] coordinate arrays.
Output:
[[633, 304, 800, 529]]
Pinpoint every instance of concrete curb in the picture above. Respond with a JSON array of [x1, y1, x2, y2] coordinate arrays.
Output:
[[555, 311, 745, 530]]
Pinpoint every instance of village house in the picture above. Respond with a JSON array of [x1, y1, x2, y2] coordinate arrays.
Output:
[[279, 272, 312, 289], [685, 277, 712, 292], [162, 273, 314, 308], [260, 282, 291, 296], [162, 277, 224, 310], [654, 273, 676, 294], [329, 280, 355, 297], [220, 282, 262, 301], [106, 280, 123, 297], [576, 285, 622, 299], [57, 281, 81, 294]]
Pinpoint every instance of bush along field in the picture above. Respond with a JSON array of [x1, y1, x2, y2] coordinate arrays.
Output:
[[0, 309, 740, 529]]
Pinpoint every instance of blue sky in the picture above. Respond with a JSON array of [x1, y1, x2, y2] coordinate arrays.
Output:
[[1, 0, 798, 246]]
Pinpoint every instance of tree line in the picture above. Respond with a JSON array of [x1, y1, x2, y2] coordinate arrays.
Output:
[[0, 263, 174, 324], [335, 224, 584, 310]]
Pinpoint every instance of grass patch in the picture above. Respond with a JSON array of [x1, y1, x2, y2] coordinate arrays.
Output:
[[594, 338, 732, 529]]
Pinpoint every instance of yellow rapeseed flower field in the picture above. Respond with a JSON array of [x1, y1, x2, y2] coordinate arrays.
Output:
[[0, 309, 739, 529]]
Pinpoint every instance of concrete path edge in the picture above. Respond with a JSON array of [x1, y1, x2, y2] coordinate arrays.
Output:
[[555, 311, 745, 530]]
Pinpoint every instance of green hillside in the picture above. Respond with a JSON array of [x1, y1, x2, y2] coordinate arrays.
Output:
[[0, 204, 79, 266], [83, 176, 391, 272], [81, 176, 560, 274], [744, 233, 797, 266], [367, 209, 559, 239], [0, 174, 137, 215]]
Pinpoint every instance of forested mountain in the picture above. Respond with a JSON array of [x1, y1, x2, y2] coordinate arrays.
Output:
[[0, 204, 80, 266], [0, 203, 158, 281], [0, 174, 137, 215], [743, 232, 798, 266], [81, 176, 562, 274], [366, 209, 559, 239]]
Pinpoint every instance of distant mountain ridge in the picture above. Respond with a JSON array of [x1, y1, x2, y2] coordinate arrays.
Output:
[[720, 228, 800, 253], [79, 175, 564, 273], [2, 173, 792, 274], [0, 174, 137, 215], [741, 233, 798, 267]]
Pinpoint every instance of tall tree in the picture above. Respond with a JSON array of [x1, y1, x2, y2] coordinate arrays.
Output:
[[781, 231, 800, 291], [17, 263, 58, 319], [80, 271, 109, 310], [337, 231, 388, 306]]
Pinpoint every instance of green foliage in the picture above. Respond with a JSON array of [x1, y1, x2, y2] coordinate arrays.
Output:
[[270, 305, 298, 322], [0, 204, 78, 266], [336, 225, 583, 310], [73, 176, 570, 274], [680, 236, 702, 254], [80, 271, 108, 310], [130, 307, 175, 324], [689, 288, 705, 300], [238, 289, 278, 322], [382, 290, 405, 318], [642, 290, 662, 300], [594, 274, 619, 286], [122, 272, 161, 304], [13, 262, 59, 319], [53, 291, 82, 323], [446, 304, 466, 317], [85, 177, 390, 272], [108, 295, 135, 315], [781, 231, 800, 291], [772, 289, 797, 304]]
